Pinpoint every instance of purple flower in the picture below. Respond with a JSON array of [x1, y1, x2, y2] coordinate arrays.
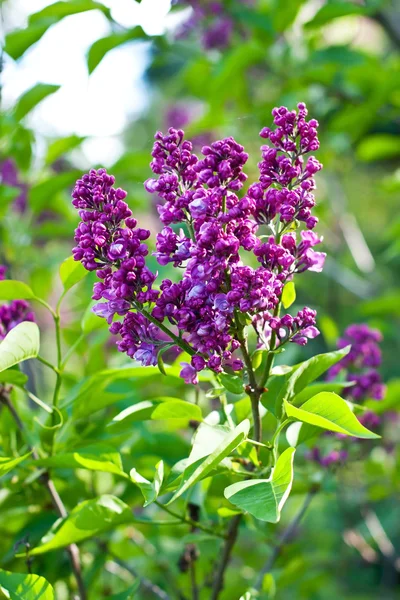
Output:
[[73, 103, 324, 385], [0, 266, 35, 340], [0, 159, 28, 213], [180, 362, 199, 385]]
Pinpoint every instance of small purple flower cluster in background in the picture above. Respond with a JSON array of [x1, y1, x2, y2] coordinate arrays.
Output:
[[328, 324, 384, 400], [310, 323, 385, 468], [174, 1, 235, 50], [0, 266, 35, 340], [72, 103, 325, 384], [0, 158, 28, 213]]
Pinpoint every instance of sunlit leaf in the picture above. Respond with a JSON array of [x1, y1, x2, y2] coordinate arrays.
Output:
[[14, 84, 60, 121], [27, 496, 134, 555], [167, 420, 250, 504], [284, 392, 380, 439], [87, 28, 147, 73], [0, 322, 40, 373], [282, 281, 296, 309], [0, 453, 31, 478], [0, 569, 54, 599], [45, 135, 86, 164], [34, 444, 126, 476], [59, 256, 88, 292], [0, 280, 34, 300], [224, 448, 295, 522], [130, 461, 164, 507]]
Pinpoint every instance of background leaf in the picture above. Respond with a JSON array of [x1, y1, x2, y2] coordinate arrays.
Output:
[[59, 256, 88, 292], [0, 569, 54, 600], [13, 84, 60, 121], [28, 496, 134, 555]]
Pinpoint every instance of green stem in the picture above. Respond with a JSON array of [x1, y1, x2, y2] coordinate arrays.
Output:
[[140, 308, 196, 356], [49, 313, 63, 454], [234, 313, 262, 444], [60, 333, 85, 369], [270, 418, 291, 464], [32, 296, 57, 318], [154, 501, 226, 539], [36, 355, 59, 374]]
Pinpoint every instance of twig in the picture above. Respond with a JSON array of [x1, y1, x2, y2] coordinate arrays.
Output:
[[210, 514, 242, 600], [190, 561, 199, 600], [105, 547, 171, 600], [254, 488, 317, 590], [0, 391, 87, 600], [154, 501, 226, 539]]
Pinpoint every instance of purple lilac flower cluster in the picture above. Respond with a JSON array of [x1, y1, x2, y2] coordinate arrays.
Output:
[[72, 103, 324, 384], [329, 324, 385, 428], [0, 266, 35, 340], [310, 324, 385, 468], [174, 1, 234, 50], [0, 158, 28, 213]]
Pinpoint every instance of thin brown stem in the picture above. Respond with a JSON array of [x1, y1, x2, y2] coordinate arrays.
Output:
[[190, 560, 199, 600], [254, 488, 317, 590], [210, 514, 241, 600], [0, 391, 87, 600]]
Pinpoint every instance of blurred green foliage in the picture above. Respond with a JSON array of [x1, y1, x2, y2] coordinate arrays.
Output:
[[1, 0, 400, 599]]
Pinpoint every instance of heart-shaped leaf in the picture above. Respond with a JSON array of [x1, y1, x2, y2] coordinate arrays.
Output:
[[224, 447, 295, 522]]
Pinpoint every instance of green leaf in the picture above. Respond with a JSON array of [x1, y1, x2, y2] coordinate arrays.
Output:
[[59, 256, 88, 292], [81, 300, 108, 334], [5, 24, 51, 61], [110, 398, 202, 430], [107, 582, 140, 600], [167, 420, 250, 504], [0, 453, 31, 478], [87, 28, 147, 73], [34, 444, 126, 476], [278, 346, 351, 404], [14, 84, 60, 121], [65, 366, 182, 418], [357, 134, 400, 162], [284, 393, 380, 439], [131, 461, 164, 507], [219, 373, 244, 395], [0, 322, 40, 373], [0, 569, 54, 600], [0, 368, 28, 387], [366, 379, 400, 414], [45, 135, 86, 164], [292, 381, 353, 406], [27, 496, 134, 555], [151, 401, 202, 421], [224, 447, 295, 522], [28, 0, 112, 24], [0, 280, 34, 300], [282, 281, 296, 309], [304, 2, 366, 29], [272, 0, 305, 31], [29, 171, 81, 213]]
